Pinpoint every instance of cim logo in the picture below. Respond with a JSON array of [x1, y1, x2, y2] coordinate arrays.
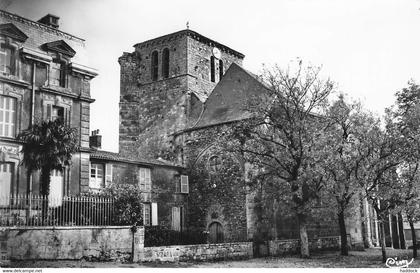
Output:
[[385, 257, 414, 268]]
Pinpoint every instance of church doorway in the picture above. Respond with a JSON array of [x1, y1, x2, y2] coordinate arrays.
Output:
[[209, 221, 224, 243]]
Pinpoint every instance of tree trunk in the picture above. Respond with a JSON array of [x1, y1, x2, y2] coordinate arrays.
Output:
[[338, 211, 349, 256], [40, 166, 51, 223], [298, 213, 310, 258], [409, 220, 417, 258], [379, 220, 387, 263]]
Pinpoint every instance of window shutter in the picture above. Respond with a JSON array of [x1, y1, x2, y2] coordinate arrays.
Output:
[[151, 202, 158, 226], [172, 207, 180, 231], [139, 168, 145, 190], [146, 168, 151, 191], [180, 175, 189, 194], [44, 103, 52, 121], [10, 49, 16, 75], [65, 108, 71, 126], [105, 163, 113, 186]]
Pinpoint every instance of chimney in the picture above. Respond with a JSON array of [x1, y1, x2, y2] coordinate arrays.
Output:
[[37, 14, 60, 29], [89, 129, 102, 150]]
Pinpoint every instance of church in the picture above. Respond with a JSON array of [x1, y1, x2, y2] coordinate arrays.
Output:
[[117, 28, 371, 246]]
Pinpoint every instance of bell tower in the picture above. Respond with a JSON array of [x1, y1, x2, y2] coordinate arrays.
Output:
[[118, 29, 244, 160]]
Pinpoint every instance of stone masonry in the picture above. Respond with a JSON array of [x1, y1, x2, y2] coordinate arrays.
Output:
[[118, 30, 244, 160]]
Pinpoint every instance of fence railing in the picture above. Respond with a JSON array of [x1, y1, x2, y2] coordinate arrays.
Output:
[[0, 194, 116, 227]]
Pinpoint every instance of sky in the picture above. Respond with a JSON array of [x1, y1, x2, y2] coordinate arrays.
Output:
[[4, 0, 420, 152]]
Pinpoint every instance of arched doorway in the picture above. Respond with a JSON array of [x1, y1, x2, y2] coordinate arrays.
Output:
[[209, 222, 224, 243]]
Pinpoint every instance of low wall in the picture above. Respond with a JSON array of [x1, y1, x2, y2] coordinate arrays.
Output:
[[0, 226, 144, 261], [140, 242, 253, 262], [269, 236, 340, 256]]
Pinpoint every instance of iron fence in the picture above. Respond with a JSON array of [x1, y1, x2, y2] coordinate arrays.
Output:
[[0, 194, 115, 227]]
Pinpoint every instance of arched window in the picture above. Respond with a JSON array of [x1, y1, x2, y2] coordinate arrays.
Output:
[[210, 56, 215, 82], [219, 59, 224, 80], [162, 48, 169, 79], [151, 50, 159, 81]]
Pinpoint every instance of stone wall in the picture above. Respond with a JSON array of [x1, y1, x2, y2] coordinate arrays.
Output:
[[0, 226, 144, 261], [268, 236, 341, 256], [140, 242, 252, 262]]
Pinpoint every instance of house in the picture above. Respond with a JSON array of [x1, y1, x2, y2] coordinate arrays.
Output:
[[88, 132, 188, 230], [0, 10, 98, 201]]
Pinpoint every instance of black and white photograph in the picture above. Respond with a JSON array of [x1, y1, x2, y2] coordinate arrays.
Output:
[[0, 0, 420, 270]]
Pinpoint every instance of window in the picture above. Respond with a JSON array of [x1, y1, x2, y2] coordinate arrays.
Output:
[[90, 163, 104, 189], [162, 48, 169, 79], [0, 96, 16, 138], [52, 106, 64, 122], [208, 156, 222, 172], [0, 44, 14, 74], [45, 104, 70, 125], [51, 60, 66, 87], [151, 51, 158, 81], [143, 203, 151, 226], [210, 56, 215, 82], [143, 203, 158, 226], [219, 60, 224, 80], [180, 175, 189, 194], [139, 167, 151, 191]]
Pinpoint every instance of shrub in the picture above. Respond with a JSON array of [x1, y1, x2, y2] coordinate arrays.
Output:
[[100, 183, 144, 225], [144, 226, 208, 247]]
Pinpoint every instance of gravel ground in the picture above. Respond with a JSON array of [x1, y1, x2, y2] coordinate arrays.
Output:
[[3, 248, 420, 268]]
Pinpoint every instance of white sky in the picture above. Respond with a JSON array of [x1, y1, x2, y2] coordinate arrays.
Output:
[[5, 0, 420, 152]]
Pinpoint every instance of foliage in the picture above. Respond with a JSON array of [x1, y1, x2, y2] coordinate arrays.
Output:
[[17, 119, 78, 196], [390, 80, 420, 257], [18, 119, 78, 174], [226, 60, 335, 257], [144, 226, 207, 247], [99, 183, 145, 225], [317, 95, 378, 254]]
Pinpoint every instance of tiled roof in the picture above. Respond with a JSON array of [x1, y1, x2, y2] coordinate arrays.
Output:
[[187, 63, 269, 130], [90, 149, 183, 169]]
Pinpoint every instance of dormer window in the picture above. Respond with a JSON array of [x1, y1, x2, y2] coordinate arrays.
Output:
[[0, 44, 15, 75]]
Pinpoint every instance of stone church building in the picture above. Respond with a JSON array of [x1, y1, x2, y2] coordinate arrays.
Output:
[[117, 29, 368, 245]]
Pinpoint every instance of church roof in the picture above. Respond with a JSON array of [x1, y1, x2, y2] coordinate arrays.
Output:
[[187, 63, 270, 130]]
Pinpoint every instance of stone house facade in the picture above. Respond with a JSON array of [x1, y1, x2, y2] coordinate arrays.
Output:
[[0, 10, 97, 201], [88, 136, 188, 229]]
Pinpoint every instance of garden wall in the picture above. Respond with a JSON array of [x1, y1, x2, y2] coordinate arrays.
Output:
[[140, 242, 253, 262], [0, 226, 144, 261], [268, 236, 341, 256]]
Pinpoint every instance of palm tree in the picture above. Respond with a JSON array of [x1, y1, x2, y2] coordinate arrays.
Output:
[[17, 119, 78, 221]]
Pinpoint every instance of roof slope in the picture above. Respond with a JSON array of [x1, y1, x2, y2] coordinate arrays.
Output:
[[90, 150, 183, 169], [190, 63, 269, 129]]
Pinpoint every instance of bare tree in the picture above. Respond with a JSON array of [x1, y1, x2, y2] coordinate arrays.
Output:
[[318, 95, 375, 255], [229, 60, 334, 258]]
